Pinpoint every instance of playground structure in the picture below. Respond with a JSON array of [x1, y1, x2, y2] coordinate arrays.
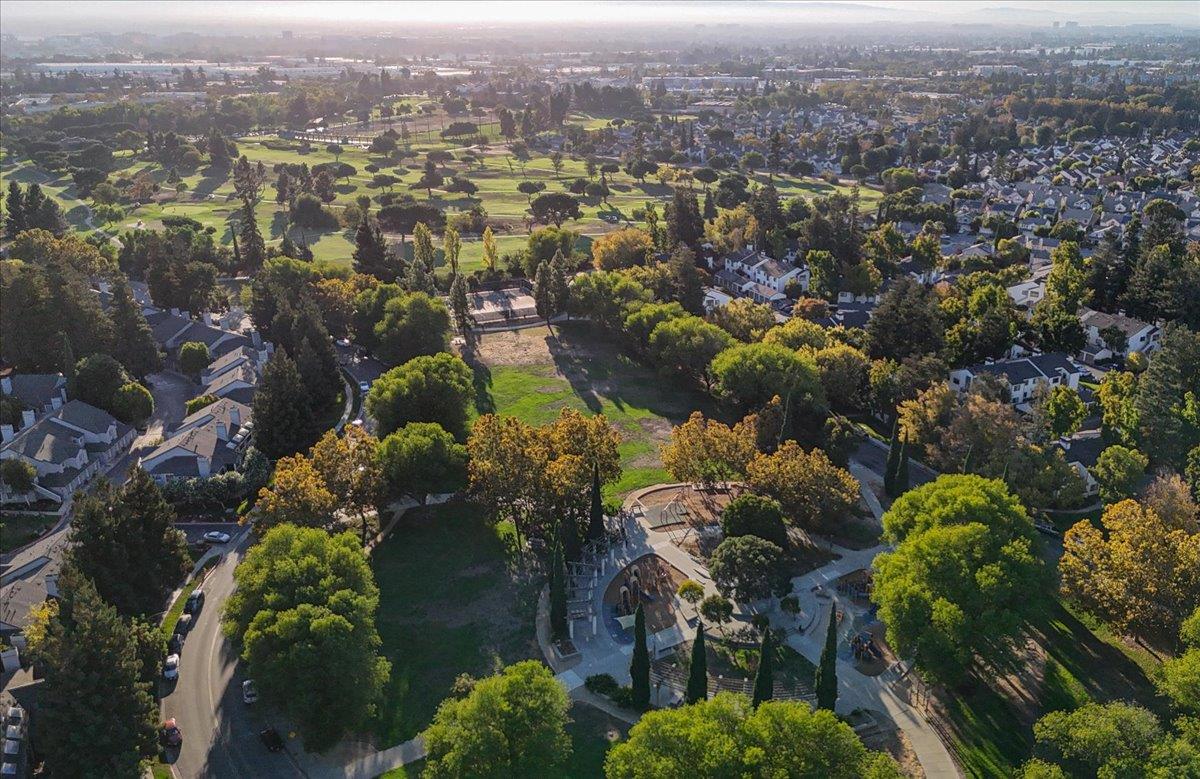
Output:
[[602, 554, 688, 642], [630, 483, 735, 556]]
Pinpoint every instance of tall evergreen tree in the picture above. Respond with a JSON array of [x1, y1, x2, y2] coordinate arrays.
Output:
[[4, 180, 26, 239], [405, 256, 436, 295], [815, 604, 839, 711], [449, 273, 472, 334], [70, 468, 191, 617], [57, 330, 76, 378], [703, 189, 717, 221], [533, 259, 556, 324], [884, 418, 901, 497], [751, 628, 774, 707], [238, 201, 266, 273], [251, 350, 317, 458], [549, 535, 568, 641], [586, 463, 605, 543], [630, 603, 651, 710], [352, 217, 399, 280], [895, 434, 910, 496], [686, 621, 708, 704], [110, 278, 162, 379], [31, 565, 159, 778]]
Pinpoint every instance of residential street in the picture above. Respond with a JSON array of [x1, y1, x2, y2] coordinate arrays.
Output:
[[159, 529, 303, 779]]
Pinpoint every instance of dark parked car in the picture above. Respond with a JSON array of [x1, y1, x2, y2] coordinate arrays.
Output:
[[168, 633, 183, 654], [184, 589, 205, 615], [160, 719, 183, 747], [259, 727, 284, 753]]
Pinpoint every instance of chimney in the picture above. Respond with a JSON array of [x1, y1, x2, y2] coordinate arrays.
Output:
[[170, 307, 180, 316], [1, 424, 14, 443], [21, 410, 36, 429], [216, 422, 228, 441], [229, 406, 240, 427]]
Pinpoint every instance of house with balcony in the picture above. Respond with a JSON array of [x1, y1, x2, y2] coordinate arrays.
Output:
[[1078, 308, 1159, 364]]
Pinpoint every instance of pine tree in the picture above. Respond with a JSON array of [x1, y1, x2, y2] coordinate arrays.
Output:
[[815, 604, 839, 711], [686, 621, 708, 704], [895, 433, 910, 497], [550, 250, 571, 318], [549, 536, 568, 642], [630, 603, 651, 710], [352, 217, 398, 280], [406, 257, 436, 295], [238, 201, 266, 273], [251, 351, 317, 458], [4, 180, 26, 239], [110, 278, 162, 379], [31, 565, 159, 778], [752, 628, 774, 707], [280, 233, 298, 258], [884, 418, 901, 498], [586, 463, 605, 543]]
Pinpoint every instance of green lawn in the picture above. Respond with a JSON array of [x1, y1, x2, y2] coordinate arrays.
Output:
[[160, 572, 204, 638], [468, 322, 720, 500], [6, 129, 883, 274], [941, 600, 1164, 778], [0, 512, 58, 553], [370, 499, 538, 746]]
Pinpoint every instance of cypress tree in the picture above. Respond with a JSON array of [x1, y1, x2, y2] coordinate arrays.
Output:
[[586, 463, 604, 543], [250, 350, 317, 458], [884, 418, 901, 497], [4, 180, 26, 239], [686, 621, 708, 704], [549, 535, 568, 642], [630, 603, 651, 710], [815, 604, 839, 711], [238, 202, 266, 273], [895, 433, 910, 496], [561, 506, 581, 564], [57, 331, 76, 379], [110, 278, 162, 380], [751, 628, 774, 707]]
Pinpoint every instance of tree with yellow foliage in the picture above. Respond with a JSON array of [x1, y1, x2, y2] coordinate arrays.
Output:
[[705, 206, 758, 256], [1060, 498, 1200, 640], [256, 454, 338, 531], [746, 441, 859, 532], [660, 411, 758, 488], [591, 227, 655, 270]]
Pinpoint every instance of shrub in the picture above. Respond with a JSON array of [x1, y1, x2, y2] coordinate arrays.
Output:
[[585, 673, 619, 696]]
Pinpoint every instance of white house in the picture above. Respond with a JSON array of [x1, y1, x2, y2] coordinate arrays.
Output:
[[949, 353, 1084, 406], [0, 400, 135, 511], [139, 398, 253, 483], [1078, 308, 1159, 364]]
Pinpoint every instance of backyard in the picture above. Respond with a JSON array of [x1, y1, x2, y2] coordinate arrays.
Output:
[[462, 321, 721, 499]]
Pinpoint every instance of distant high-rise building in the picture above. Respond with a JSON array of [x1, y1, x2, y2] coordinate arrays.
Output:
[[282, 30, 293, 39]]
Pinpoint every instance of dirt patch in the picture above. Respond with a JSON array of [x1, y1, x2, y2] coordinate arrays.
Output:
[[855, 713, 925, 778], [465, 326, 557, 367]]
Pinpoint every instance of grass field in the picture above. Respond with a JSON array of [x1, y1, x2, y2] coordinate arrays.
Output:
[[939, 600, 1164, 778], [464, 322, 720, 500], [0, 512, 57, 553], [5, 127, 882, 276], [370, 499, 538, 746]]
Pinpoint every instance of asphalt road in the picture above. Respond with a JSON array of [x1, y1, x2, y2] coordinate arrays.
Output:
[[160, 529, 302, 779]]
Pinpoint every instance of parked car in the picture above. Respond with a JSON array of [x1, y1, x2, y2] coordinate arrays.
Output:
[[203, 531, 231, 545], [4, 708, 24, 730], [242, 679, 259, 704], [168, 633, 183, 654], [358, 380, 371, 394], [174, 613, 193, 635], [163, 653, 180, 680], [184, 589, 205, 614], [259, 727, 284, 752], [160, 719, 183, 747]]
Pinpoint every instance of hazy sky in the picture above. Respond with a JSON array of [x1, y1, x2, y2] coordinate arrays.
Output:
[[2, 0, 1197, 35]]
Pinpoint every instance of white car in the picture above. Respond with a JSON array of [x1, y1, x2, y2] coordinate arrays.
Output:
[[358, 380, 371, 394], [163, 654, 180, 680], [242, 679, 259, 704], [203, 531, 231, 545]]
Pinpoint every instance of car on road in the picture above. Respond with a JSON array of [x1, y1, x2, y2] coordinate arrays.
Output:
[[242, 679, 259, 704], [358, 380, 371, 394], [163, 653, 180, 680], [184, 589, 205, 614], [203, 530, 231, 545], [168, 633, 182, 654], [259, 727, 284, 752], [174, 613, 193, 635], [160, 719, 183, 747]]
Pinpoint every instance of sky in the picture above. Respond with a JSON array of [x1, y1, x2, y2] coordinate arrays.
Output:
[[1, 0, 1197, 35]]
